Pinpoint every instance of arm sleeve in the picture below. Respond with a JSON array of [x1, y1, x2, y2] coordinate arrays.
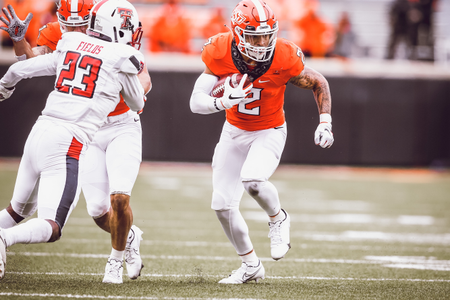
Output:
[[118, 72, 145, 112], [0, 53, 58, 88], [119, 51, 145, 75], [190, 72, 220, 115]]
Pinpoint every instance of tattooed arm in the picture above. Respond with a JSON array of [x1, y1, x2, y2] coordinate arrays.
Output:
[[289, 66, 332, 115], [289, 66, 334, 148]]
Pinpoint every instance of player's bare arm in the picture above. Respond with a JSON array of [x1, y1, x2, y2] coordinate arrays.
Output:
[[289, 66, 332, 115], [12, 39, 52, 59], [32, 45, 53, 57]]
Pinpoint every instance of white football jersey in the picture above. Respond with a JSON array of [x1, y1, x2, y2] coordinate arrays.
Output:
[[0, 31, 145, 144]]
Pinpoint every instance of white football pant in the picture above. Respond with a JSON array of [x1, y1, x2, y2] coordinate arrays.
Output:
[[9, 119, 84, 229], [212, 121, 287, 255], [80, 111, 142, 219]]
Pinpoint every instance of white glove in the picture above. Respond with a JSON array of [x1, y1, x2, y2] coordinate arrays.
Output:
[[216, 74, 253, 110], [314, 113, 334, 148], [0, 4, 33, 42], [0, 84, 15, 101]]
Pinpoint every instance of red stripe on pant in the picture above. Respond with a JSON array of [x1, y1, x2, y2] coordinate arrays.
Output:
[[67, 137, 83, 160]]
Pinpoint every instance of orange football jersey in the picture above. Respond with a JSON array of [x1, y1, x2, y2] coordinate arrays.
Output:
[[37, 22, 61, 51], [37, 22, 130, 116], [202, 32, 305, 131]]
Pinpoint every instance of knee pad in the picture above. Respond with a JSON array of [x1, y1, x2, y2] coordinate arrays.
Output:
[[86, 200, 110, 219], [243, 180, 265, 197]]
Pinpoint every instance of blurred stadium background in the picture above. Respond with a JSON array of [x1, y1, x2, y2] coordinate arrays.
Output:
[[0, 1, 449, 298], [1, 0, 450, 168]]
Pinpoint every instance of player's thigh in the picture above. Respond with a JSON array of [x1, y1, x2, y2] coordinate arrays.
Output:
[[35, 123, 84, 228], [80, 141, 109, 217], [241, 125, 287, 181], [211, 124, 248, 210], [105, 122, 142, 195], [10, 129, 42, 217]]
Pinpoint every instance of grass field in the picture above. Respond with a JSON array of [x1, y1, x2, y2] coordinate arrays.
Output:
[[0, 159, 449, 299]]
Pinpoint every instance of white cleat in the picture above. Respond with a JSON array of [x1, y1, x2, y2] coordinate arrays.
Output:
[[102, 257, 123, 284], [125, 225, 144, 279], [268, 208, 291, 260], [0, 229, 6, 280], [218, 260, 265, 284]]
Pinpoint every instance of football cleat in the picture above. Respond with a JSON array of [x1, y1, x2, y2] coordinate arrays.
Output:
[[0, 229, 6, 280], [268, 208, 291, 260], [125, 225, 144, 279], [218, 260, 265, 284], [102, 257, 123, 284]]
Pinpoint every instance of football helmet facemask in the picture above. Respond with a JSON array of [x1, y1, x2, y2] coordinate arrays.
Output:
[[231, 0, 278, 62], [57, 0, 94, 31], [87, 0, 143, 49]]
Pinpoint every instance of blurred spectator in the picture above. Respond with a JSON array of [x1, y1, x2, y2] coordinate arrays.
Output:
[[40, 0, 57, 26], [386, 0, 414, 59], [293, 0, 333, 57], [201, 6, 228, 40], [385, 0, 436, 60], [149, 0, 191, 53], [332, 12, 356, 59], [408, 0, 437, 61]]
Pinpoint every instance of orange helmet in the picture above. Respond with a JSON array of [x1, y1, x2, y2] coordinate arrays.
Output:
[[57, 0, 95, 28], [231, 0, 278, 62]]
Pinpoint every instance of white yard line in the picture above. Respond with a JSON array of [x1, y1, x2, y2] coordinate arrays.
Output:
[[3, 271, 450, 283], [7, 252, 450, 272], [0, 293, 264, 300]]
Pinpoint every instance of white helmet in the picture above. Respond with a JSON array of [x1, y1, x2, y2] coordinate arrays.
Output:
[[87, 0, 143, 49]]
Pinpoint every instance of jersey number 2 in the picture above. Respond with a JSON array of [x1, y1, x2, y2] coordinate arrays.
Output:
[[237, 87, 262, 116], [56, 51, 102, 99]]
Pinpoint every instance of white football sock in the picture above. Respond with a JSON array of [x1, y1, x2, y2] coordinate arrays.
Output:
[[0, 209, 17, 229], [110, 248, 124, 261], [215, 207, 253, 255], [269, 209, 286, 223], [240, 250, 259, 265], [3, 218, 52, 247]]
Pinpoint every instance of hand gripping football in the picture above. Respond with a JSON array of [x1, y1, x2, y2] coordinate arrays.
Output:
[[211, 73, 252, 98]]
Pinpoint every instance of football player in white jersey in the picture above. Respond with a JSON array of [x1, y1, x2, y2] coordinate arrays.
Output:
[[0, 0, 151, 283], [0, 0, 147, 282]]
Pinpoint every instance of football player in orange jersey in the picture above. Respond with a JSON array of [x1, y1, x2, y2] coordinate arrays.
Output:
[[190, 0, 333, 284], [0, 0, 151, 283]]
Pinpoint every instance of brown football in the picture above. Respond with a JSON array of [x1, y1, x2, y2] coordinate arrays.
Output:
[[211, 73, 252, 98]]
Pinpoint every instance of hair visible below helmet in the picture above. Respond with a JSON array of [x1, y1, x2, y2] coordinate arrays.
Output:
[[231, 0, 278, 62], [57, 0, 94, 28], [87, 0, 143, 49]]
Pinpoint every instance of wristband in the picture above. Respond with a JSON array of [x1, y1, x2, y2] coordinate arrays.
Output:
[[319, 113, 332, 123], [213, 98, 221, 111], [15, 54, 27, 61]]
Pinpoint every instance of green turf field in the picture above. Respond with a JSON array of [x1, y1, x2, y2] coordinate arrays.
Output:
[[0, 159, 449, 299]]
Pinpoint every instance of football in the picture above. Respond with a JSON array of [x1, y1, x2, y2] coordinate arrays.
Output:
[[211, 73, 252, 98]]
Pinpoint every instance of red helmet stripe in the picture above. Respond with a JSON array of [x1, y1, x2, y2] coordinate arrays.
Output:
[[91, 0, 110, 17]]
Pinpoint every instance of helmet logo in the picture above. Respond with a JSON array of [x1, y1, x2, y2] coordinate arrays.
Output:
[[231, 9, 246, 25], [117, 8, 133, 29]]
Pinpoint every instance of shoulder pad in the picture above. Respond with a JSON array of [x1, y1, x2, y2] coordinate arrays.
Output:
[[202, 32, 232, 60], [275, 38, 305, 69]]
